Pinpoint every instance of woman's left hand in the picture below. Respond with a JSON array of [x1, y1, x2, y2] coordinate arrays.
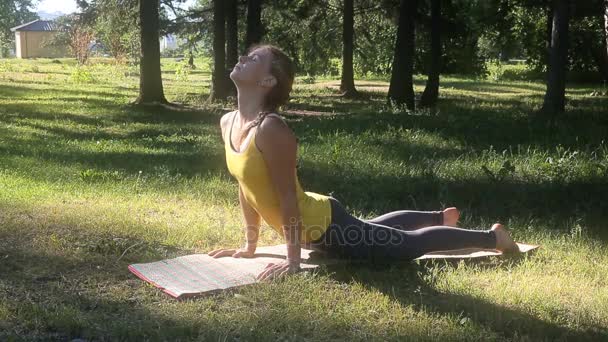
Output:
[[256, 260, 301, 281]]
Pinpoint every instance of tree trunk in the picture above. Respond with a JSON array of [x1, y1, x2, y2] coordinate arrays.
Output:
[[340, 0, 358, 97], [604, 0, 608, 82], [420, 0, 441, 107], [188, 48, 195, 69], [135, 0, 167, 105], [585, 22, 607, 83], [245, 0, 263, 50], [541, 0, 570, 116], [591, 45, 608, 82], [544, 3, 553, 67], [226, 0, 238, 96], [497, 0, 510, 62], [209, 0, 228, 101], [387, 0, 417, 109]]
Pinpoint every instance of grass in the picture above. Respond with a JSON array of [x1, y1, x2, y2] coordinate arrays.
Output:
[[0, 57, 607, 341]]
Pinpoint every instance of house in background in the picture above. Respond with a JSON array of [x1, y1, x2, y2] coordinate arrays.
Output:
[[11, 19, 68, 58], [160, 34, 188, 53], [160, 34, 179, 52]]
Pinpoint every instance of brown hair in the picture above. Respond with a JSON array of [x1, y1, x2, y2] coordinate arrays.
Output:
[[246, 44, 296, 127]]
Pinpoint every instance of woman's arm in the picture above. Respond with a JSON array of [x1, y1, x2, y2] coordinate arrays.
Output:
[[209, 111, 260, 259], [239, 184, 261, 252], [255, 115, 302, 280]]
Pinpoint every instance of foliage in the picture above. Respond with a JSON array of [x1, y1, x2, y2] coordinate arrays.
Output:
[[353, 3, 397, 77], [297, 73, 316, 84], [0, 0, 38, 57], [93, 0, 140, 62], [493, 0, 607, 81], [483, 59, 545, 81], [174, 58, 191, 81], [70, 26, 95, 65], [68, 66, 95, 83], [262, 0, 342, 76]]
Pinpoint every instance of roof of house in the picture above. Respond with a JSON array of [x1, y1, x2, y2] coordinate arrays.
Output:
[[10, 19, 59, 32]]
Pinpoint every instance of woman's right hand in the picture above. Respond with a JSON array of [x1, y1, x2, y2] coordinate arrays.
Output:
[[207, 246, 256, 258]]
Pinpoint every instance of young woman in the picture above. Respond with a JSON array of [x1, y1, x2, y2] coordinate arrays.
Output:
[[208, 44, 519, 281]]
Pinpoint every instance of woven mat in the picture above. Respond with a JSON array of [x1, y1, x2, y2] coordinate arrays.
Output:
[[129, 243, 539, 299]]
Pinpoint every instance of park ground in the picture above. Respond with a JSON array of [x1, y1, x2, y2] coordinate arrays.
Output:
[[0, 58, 607, 341]]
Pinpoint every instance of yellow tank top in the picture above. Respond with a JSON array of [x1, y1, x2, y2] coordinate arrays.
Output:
[[224, 111, 332, 244]]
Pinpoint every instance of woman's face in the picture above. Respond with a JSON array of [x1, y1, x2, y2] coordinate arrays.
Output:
[[230, 47, 274, 86]]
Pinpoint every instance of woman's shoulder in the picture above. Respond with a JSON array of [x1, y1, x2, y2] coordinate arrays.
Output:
[[220, 110, 237, 126], [257, 112, 291, 135], [255, 112, 298, 149], [220, 110, 238, 142], [258, 112, 288, 129]]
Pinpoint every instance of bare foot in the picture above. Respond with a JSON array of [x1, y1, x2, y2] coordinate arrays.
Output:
[[442, 207, 460, 227], [491, 223, 519, 254]]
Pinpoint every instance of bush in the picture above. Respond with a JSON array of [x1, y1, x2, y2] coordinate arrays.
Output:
[[484, 60, 545, 81], [174, 60, 191, 82], [0, 61, 13, 72], [68, 67, 95, 83], [298, 74, 316, 84], [326, 58, 342, 76], [485, 59, 505, 81]]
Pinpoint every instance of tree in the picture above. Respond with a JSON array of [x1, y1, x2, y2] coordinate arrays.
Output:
[[262, 0, 341, 76], [420, 0, 442, 107], [42, 14, 94, 64], [388, 0, 417, 109], [94, 0, 139, 61], [340, 0, 359, 97], [183, 32, 200, 68], [67, 20, 95, 65], [0, 0, 37, 57], [209, 0, 229, 101], [245, 0, 263, 50], [135, 0, 168, 105], [540, 0, 570, 116], [226, 0, 238, 96]]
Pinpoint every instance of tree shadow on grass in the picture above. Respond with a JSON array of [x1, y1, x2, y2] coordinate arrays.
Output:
[[0, 133, 227, 181], [0, 84, 215, 122], [0, 101, 228, 180], [0, 102, 111, 126], [0, 83, 134, 101], [286, 100, 608, 152], [439, 79, 547, 93], [0, 232, 507, 341], [319, 257, 607, 341], [0, 244, 227, 340], [120, 102, 224, 124]]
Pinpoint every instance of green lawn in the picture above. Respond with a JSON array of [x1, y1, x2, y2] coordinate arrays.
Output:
[[1, 57, 607, 341]]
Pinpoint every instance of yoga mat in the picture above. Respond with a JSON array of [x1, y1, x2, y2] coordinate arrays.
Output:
[[129, 243, 539, 300], [418, 242, 539, 259]]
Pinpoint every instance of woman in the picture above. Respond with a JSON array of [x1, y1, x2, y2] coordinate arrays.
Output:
[[208, 44, 519, 281]]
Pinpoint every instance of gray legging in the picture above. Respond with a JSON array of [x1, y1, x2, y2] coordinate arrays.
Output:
[[308, 197, 497, 263]]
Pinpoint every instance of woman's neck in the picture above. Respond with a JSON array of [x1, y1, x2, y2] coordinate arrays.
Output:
[[237, 86, 266, 122]]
